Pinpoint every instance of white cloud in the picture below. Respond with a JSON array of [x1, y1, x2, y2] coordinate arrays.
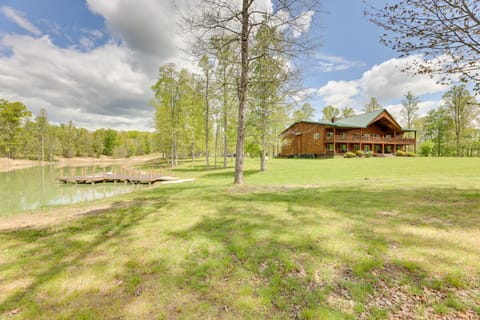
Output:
[[0, 0, 320, 131], [1, 6, 42, 36], [86, 0, 186, 62], [314, 53, 362, 72], [0, 34, 153, 130], [82, 28, 103, 39], [0, 1, 192, 131], [317, 80, 360, 107], [359, 56, 446, 102], [292, 10, 315, 38], [316, 56, 448, 113]]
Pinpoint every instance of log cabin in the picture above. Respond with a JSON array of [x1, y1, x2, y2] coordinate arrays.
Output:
[[280, 109, 416, 157]]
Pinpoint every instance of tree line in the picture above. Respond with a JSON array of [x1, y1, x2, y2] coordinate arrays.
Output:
[[0, 99, 157, 161]]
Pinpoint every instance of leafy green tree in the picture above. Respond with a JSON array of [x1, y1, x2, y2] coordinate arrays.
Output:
[[340, 107, 355, 119], [293, 103, 315, 122], [248, 24, 290, 172], [199, 54, 213, 168], [418, 140, 434, 157], [0, 99, 32, 158], [364, 97, 382, 113], [36, 108, 48, 161], [152, 64, 204, 167], [442, 85, 479, 156], [189, 0, 320, 184], [103, 129, 118, 156], [401, 91, 420, 129], [322, 105, 340, 122], [423, 107, 453, 157], [211, 35, 238, 168]]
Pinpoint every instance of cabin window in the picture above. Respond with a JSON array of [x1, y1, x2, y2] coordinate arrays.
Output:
[[313, 132, 320, 140], [354, 144, 360, 151], [374, 145, 381, 152], [363, 134, 370, 139], [326, 131, 334, 138], [339, 144, 347, 152], [353, 133, 360, 140], [327, 144, 333, 151], [364, 145, 370, 152]]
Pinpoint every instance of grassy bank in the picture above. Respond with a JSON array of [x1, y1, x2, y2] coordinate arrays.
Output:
[[1, 157, 479, 319]]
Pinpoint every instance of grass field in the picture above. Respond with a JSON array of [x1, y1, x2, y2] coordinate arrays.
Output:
[[1, 157, 479, 319]]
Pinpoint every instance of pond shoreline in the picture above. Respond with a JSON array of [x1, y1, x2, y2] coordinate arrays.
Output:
[[0, 154, 161, 172]]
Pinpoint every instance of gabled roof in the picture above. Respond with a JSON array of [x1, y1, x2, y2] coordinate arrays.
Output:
[[282, 109, 412, 134], [334, 109, 385, 128]]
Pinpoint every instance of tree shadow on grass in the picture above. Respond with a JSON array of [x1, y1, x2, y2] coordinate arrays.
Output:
[[1, 184, 478, 319], [167, 186, 480, 318], [0, 186, 187, 318]]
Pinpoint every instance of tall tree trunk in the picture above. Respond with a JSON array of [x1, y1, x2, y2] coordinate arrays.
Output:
[[223, 70, 228, 169], [191, 142, 194, 165], [234, 0, 249, 185], [41, 132, 45, 162], [223, 111, 228, 168], [214, 119, 219, 168], [260, 110, 267, 172], [205, 70, 210, 169]]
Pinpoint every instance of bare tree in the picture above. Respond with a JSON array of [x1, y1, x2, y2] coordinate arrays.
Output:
[[186, 0, 320, 184], [365, 0, 480, 91]]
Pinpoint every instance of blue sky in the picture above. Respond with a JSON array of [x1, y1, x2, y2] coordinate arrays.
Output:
[[0, 0, 449, 130]]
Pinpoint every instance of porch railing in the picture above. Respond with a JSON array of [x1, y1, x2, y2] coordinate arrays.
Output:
[[325, 135, 415, 144]]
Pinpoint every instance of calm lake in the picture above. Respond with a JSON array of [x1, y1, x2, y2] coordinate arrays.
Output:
[[0, 165, 144, 216]]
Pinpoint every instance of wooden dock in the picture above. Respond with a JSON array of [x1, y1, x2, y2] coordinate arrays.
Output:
[[56, 167, 182, 185]]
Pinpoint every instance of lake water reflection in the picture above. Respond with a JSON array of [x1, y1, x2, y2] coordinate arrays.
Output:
[[1, 165, 142, 216]]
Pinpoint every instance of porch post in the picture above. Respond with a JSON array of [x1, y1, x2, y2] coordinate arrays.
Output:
[[414, 130, 417, 153], [360, 129, 362, 152], [333, 127, 336, 155]]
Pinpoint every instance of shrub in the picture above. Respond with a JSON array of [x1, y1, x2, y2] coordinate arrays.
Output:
[[364, 151, 373, 158], [418, 140, 434, 157], [355, 150, 364, 157], [344, 151, 356, 158], [406, 152, 417, 157], [396, 150, 405, 157]]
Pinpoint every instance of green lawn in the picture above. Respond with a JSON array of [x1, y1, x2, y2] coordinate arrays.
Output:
[[1, 157, 479, 319]]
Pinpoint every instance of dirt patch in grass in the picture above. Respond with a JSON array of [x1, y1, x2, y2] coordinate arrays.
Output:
[[361, 263, 479, 319]]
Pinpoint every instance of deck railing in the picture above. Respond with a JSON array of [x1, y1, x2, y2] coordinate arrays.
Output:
[[325, 135, 415, 144]]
